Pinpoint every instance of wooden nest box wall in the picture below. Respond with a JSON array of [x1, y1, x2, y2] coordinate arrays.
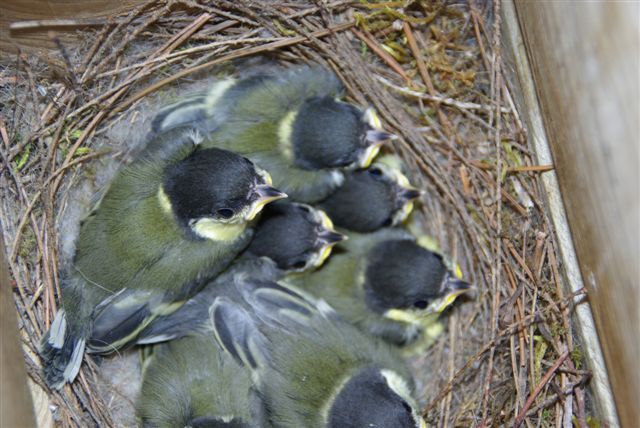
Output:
[[0, 1, 637, 427]]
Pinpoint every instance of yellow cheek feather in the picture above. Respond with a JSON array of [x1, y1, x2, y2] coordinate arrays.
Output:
[[318, 210, 335, 230], [384, 309, 424, 325], [157, 187, 173, 214], [277, 110, 298, 161], [192, 218, 247, 242]]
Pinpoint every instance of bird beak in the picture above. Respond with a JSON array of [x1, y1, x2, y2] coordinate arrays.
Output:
[[433, 274, 473, 313], [393, 187, 423, 225], [359, 130, 397, 168], [315, 234, 346, 268], [420, 418, 427, 428], [400, 187, 423, 201], [246, 185, 287, 221], [366, 129, 398, 144], [315, 210, 347, 267], [319, 229, 347, 245], [359, 140, 383, 169]]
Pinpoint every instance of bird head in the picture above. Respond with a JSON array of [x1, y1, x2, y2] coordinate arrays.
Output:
[[326, 367, 426, 428], [320, 158, 423, 232], [161, 148, 286, 241], [246, 202, 346, 272], [363, 239, 472, 324], [290, 97, 396, 170]]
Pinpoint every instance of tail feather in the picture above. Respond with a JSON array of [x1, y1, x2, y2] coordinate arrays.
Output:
[[40, 310, 86, 389], [151, 95, 209, 133]]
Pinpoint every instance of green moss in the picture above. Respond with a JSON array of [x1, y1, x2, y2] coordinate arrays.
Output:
[[18, 225, 37, 261], [570, 346, 583, 370]]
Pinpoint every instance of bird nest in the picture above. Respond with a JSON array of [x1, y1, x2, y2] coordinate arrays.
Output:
[[0, 1, 594, 426]]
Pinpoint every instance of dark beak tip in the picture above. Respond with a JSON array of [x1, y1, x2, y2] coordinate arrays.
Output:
[[259, 186, 287, 199], [323, 230, 347, 244], [444, 276, 473, 294], [366, 130, 397, 144], [402, 189, 423, 200]]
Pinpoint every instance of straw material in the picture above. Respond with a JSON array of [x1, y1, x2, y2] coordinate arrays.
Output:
[[0, 1, 594, 426]]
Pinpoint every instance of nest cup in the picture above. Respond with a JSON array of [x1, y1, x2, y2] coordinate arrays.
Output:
[[0, 1, 595, 426]]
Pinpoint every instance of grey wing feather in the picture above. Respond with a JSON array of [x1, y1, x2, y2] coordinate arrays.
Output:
[[209, 297, 267, 369], [151, 93, 210, 133], [153, 66, 343, 140], [235, 276, 338, 330], [135, 296, 209, 345], [136, 257, 282, 344], [88, 288, 163, 352]]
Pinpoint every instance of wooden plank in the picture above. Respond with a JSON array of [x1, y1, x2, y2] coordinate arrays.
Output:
[[0, 235, 36, 427], [501, 2, 619, 425], [512, 2, 639, 426], [0, 0, 147, 55]]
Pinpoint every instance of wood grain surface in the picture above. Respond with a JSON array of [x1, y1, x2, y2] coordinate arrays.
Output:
[[0, 0, 147, 54], [1, 236, 36, 427], [513, 2, 639, 426]]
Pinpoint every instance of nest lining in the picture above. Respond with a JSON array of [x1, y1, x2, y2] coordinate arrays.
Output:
[[0, 0, 594, 426]]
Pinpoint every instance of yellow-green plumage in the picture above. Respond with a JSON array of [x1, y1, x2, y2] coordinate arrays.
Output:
[[40, 128, 267, 389], [137, 336, 257, 428], [206, 275, 424, 427], [153, 66, 393, 203], [286, 228, 470, 353]]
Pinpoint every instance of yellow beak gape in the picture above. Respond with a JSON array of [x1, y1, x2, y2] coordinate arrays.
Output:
[[316, 245, 335, 267], [246, 186, 287, 221], [434, 289, 471, 314], [360, 142, 383, 168], [365, 108, 383, 129], [314, 209, 346, 268]]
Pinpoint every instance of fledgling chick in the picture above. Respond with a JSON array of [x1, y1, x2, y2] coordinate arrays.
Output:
[[206, 274, 426, 428], [243, 201, 345, 272], [137, 335, 258, 428], [287, 228, 472, 354], [151, 66, 396, 203], [136, 202, 345, 344], [319, 154, 422, 232], [40, 127, 286, 389]]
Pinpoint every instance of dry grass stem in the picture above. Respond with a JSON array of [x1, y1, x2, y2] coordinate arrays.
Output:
[[0, 1, 595, 426]]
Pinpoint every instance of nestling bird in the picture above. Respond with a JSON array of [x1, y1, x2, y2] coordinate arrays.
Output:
[[40, 127, 286, 389], [206, 274, 427, 427], [137, 334, 258, 428], [151, 66, 397, 203], [319, 154, 423, 232], [136, 201, 345, 344], [243, 201, 346, 272], [287, 228, 472, 353]]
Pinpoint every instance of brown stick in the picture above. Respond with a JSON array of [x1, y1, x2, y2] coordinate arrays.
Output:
[[111, 21, 355, 115], [351, 28, 411, 85], [514, 351, 569, 427]]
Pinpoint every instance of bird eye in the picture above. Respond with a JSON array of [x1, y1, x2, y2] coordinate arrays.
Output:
[[382, 217, 393, 227], [292, 260, 307, 269], [216, 208, 234, 219], [298, 205, 311, 213], [401, 401, 412, 414], [413, 300, 429, 309], [368, 167, 382, 176]]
